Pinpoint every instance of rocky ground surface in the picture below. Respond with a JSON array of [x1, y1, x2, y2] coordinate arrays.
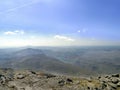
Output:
[[0, 68, 119, 90]]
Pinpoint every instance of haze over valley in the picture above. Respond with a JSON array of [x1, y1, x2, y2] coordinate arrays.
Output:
[[0, 46, 119, 76]]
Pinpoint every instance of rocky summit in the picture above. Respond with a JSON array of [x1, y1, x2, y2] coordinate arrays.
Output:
[[0, 68, 119, 90]]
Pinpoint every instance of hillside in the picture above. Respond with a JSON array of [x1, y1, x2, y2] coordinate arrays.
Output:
[[0, 47, 120, 75], [44, 47, 120, 74], [1, 48, 88, 75]]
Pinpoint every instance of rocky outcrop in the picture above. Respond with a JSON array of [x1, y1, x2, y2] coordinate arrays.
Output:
[[0, 69, 119, 90]]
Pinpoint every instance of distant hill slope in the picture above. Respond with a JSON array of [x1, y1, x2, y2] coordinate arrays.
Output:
[[0, 47, 120, 75], [12, 48, 44, 57], [1, 48, 89, 75], [43, 47, 120, 74]]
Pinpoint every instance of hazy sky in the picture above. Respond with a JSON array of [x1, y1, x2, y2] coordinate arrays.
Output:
[[0, 0, 120, 47]]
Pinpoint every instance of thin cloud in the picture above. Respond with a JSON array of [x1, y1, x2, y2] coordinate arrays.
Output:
[[4, 31, 16, 35], [0, 0, 50, 14], [78, 30, 81, 33], [4, 30, 25, 35], [54, 35, 75, 41], [77, 28, 87, 33]]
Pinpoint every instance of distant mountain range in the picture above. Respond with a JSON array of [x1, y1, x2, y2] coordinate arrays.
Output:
[[43, 47, 120, 74], [0, 48, 89, 75], [0, 46, 120, 75]]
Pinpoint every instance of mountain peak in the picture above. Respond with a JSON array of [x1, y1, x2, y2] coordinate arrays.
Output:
[[14, 48, 44, 57]]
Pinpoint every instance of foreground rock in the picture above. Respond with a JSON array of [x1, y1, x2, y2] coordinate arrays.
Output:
[[0, 69, 119, 90]]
